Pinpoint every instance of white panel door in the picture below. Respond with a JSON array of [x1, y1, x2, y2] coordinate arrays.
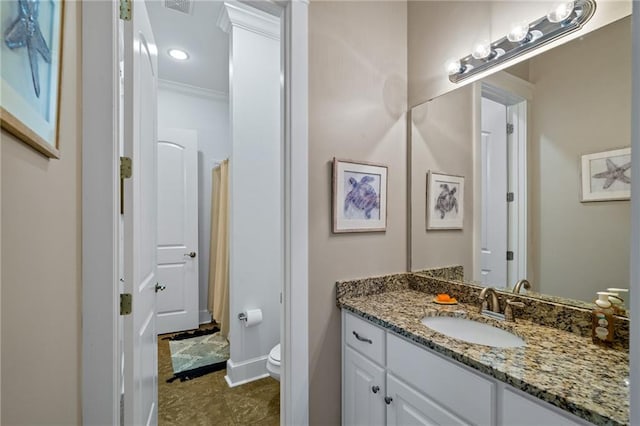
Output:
[[343, 346, 386, 426], [156, 128, 199, 334], [480, 97, 508, 287], [122, 1, 158, 425]]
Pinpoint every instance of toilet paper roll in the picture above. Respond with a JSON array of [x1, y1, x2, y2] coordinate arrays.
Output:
[[244, 309, 263, 328]]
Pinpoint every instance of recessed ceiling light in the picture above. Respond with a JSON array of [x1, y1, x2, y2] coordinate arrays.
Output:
[[168, 48, 189, 61]]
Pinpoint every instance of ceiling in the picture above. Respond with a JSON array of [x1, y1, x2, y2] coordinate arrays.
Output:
[[145, 0, 229, 94]]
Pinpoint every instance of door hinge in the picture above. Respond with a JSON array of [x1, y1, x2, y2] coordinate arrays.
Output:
[[506, 251, 514, 261], [120, 293, 132, 315], [506, 123, 514, 135], [507, 192, 515, 202], [120, 156, 132, 179], [119, 0, 132, 21], [120, 157, 132, 214]]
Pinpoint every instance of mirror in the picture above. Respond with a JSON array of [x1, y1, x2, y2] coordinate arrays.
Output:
[[409, 16, 632, 308]]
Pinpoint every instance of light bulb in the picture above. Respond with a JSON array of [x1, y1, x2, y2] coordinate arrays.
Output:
[[168, 48, 189, 61], [507, 21, 531, 43], [446, 60, 463, 75], [472, 42, 493, 60], [547, 1, 575, 23]]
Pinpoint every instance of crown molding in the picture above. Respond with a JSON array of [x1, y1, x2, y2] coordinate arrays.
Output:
[[217, 1, 280, 41], [158, 79, 229, 101]]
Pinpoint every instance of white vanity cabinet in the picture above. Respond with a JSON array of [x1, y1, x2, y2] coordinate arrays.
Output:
[[342, 311, 591, 426]]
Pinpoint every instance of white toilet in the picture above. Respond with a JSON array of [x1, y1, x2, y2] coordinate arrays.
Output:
[[266, 343, 281, 381]]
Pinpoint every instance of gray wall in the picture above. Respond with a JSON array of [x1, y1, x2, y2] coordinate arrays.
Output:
[[309, 1, 407, 423], [528, 17, 632, 301], [410, 87, 474, 273], [1, 2, 81, 423]]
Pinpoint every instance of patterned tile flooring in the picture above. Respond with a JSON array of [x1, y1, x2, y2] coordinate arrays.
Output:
[[158, 325, 280, 425]]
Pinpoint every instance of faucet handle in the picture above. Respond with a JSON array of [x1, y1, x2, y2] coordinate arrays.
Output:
[[505, 299, 525, 322]]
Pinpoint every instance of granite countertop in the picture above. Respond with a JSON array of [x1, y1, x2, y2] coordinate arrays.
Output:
[[339, 289, 629, 426]]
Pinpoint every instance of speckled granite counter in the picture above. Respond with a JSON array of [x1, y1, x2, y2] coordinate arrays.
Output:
[[337, 278, 629, 425]]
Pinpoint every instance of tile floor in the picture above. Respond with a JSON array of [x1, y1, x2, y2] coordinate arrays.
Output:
[[158, 325, 280, 425]]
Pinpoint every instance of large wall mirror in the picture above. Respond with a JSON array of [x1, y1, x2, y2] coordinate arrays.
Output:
[[409, 15, 632, 307]]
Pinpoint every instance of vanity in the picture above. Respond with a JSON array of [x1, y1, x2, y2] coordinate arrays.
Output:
[[337, 273, 629, 425]]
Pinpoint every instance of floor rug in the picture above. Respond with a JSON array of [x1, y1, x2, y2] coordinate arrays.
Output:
[[167, 327, 229, 383]]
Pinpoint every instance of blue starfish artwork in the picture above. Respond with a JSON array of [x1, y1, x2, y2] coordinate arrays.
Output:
[[4, 0, 52, 98], [592, 158, 631, 190]]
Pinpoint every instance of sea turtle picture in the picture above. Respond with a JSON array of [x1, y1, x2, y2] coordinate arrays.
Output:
[[435, 183, 458, 219], [344, 174, 380, 219]]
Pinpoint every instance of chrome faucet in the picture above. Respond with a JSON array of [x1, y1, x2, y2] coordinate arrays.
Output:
[[479, 287, 501, 313], [513, 279, 531, 294]]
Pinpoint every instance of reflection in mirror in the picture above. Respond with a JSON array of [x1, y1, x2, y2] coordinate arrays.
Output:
[[409, 16, 631, 308]]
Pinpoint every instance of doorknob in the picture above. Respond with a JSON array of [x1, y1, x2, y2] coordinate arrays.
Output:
[[155, 283, 166, 293], [185, 251, 197, 258]]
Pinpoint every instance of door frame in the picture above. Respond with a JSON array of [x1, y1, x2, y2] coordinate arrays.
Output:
[[472, 71, 532, 288], [81, 1, 309, 424]]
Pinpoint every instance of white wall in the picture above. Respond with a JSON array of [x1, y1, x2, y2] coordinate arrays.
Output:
[[158, 83, 230, 322], [220, 3, 282, 385]]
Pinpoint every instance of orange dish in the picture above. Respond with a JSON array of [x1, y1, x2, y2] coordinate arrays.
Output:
[[436, 293, 452, 302], [433, 294, 458, 305]]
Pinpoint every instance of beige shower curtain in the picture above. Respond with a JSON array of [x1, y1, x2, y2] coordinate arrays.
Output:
[[208, 160, 230, 338]]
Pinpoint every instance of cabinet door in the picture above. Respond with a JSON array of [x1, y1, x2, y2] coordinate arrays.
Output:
[[344, 346, 385, 426], [501, 388, 586, 426], [387, 374, 470, 426]]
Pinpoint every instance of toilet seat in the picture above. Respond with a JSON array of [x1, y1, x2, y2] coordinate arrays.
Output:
[[268, 343, 281, 366], [267, 343, 281, 381]]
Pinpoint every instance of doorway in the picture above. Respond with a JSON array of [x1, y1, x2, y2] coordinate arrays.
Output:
[[145, 0, 282, 421], [81, 1, 309, 424], [474, 76, 529, 290]]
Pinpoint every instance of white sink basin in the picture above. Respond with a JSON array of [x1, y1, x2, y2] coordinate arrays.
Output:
[[421, 316, 526, 348]]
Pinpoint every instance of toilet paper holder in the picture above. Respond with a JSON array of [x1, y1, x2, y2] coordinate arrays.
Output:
[[238, 312, 247, 321]]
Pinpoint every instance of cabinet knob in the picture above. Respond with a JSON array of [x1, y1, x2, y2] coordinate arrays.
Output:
[[185, 251, 197, 258], [371, 385, 380, 394], [384, 396, 393, 405]]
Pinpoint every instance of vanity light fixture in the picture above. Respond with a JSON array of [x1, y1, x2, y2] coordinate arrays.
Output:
[[168, 48, 189, 61], [448, 0, 595, 83]]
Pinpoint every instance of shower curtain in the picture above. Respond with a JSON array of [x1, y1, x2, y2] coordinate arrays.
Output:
[[208, 160, 230, 338]]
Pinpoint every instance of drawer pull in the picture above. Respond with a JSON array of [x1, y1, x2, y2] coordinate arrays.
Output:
[[385, 396, 393, 405], [371, 385, 380, 394], [352, 331, 373, 344]]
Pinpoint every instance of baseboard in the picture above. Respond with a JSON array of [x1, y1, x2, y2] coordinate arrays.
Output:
[[199, 309, 212, 324], [224, 356, 269, 387]]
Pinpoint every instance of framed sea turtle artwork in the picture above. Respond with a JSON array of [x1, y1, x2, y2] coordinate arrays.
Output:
[[427, 171, 464, 230], [0, 0, 64, 159], [580, 147, 631, 202], [332, 158, 387, 233]]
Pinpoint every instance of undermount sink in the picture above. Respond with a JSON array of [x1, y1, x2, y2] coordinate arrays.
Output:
[[421, 316, 526, 348]]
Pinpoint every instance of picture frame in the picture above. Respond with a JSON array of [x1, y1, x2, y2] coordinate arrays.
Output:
[[580, 147, 631, 202], [0, 0, 64, 159], [332, 158, 387, 233], [427, 171, 464, 230]]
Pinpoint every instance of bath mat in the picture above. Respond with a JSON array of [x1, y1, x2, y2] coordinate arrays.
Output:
[[167, 328, 229, 383]]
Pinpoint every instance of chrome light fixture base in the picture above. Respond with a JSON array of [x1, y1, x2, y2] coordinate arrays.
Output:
[[448, 0, 596, 83]]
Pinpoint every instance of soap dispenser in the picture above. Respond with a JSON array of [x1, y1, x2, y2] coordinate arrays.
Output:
[[592, 292, 615, 346]]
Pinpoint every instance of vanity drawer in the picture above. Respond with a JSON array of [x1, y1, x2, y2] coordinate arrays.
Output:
[[387, 333, 494, 425], [344, 312, 385, 365]]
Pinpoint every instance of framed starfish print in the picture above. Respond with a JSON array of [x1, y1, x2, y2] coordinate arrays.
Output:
[[580, 147, 631, 202], [0, 0, 64, 159]]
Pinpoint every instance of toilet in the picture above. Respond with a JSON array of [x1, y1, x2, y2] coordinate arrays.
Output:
[[266, 343, 281, 381]]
